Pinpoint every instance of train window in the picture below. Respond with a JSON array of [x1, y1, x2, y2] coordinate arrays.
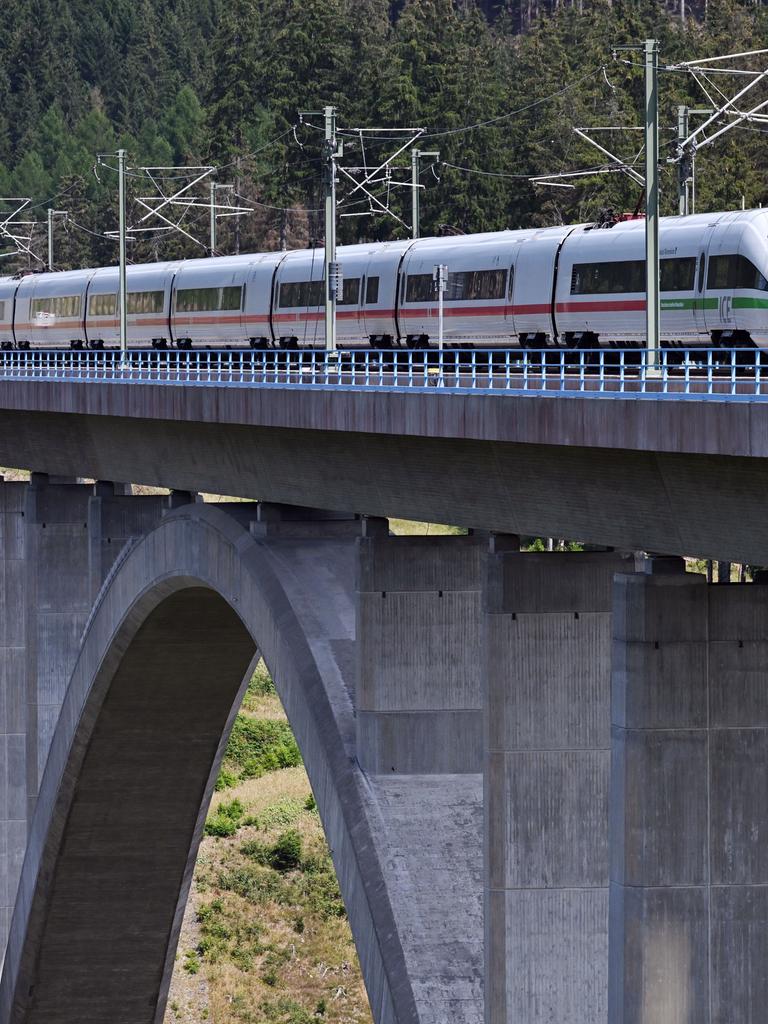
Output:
[[707, 254, 768, 291], [406, 274, 435, 302], [338, 277, 360, 305], [508, 266, 514, 300], [30, 295, 81, 319], [660, 257, 696, 291], [127, 290, 164, 314], [446, 269, 507, 301], [570, 261, 645, 295], [366, 276, 380, 304], [0, 301, 5, 320], [698, 253, 706, 293], [175, 286, 243, 312], [88, 294, 117, 317], [278, 281, 324, 307]]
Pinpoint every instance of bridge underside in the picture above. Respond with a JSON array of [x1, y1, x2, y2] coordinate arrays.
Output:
[[0, 407, 767, 564]]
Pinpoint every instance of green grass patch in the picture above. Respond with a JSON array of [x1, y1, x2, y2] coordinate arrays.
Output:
[[216, 716, 301, 791], [205, 797, 245, 838]]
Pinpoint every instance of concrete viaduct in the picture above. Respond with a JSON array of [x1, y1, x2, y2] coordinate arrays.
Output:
[[0, 372, 767, 1022]]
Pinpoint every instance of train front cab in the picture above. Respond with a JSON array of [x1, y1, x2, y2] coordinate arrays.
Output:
[[703, 211, 768, 348]]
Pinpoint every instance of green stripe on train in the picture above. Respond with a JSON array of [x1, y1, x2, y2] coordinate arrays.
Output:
[[732, 297, 768, 310], [660, 298, 718, 311]]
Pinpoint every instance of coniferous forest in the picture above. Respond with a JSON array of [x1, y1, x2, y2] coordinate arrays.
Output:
[[2, 0, 768, 270]]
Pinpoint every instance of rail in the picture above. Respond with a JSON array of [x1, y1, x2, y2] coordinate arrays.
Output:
[[1, 347, 768, 399]]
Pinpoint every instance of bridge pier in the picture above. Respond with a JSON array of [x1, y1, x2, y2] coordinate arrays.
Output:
[[483, 550, 632, 1023], [610, 567, 768, 1023]]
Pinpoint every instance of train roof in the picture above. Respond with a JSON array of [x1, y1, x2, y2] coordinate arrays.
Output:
[[583, 208, 768, 236]]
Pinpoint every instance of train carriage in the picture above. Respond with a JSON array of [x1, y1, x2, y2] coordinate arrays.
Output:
[[354, 240, 411, 346], [704, 211, 768, 345], [170, 255, 255, 348], [85, 262, 179, 349], [554, 210, 768, 349], [14, 269, 92, 349], [398, 236, 513, 347], [271, 248, 326, 348], [271, 243, 405, 349]]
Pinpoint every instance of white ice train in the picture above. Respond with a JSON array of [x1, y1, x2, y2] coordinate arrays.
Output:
[[1, 208, 768, 352]]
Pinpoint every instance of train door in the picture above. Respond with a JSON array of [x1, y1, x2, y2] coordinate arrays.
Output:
[[504, 241, 523, 335], [335, 255, 367, 347], [702, 215, 741, 340]]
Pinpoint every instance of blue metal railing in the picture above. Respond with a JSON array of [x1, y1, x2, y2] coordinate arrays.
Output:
[[0, 347, 766, 399]]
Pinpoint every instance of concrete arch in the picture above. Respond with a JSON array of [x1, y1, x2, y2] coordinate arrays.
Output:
[[0, 504, 415, 1024]]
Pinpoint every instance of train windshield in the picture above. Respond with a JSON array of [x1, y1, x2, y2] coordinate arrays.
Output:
[[707, 255, 768, 291]]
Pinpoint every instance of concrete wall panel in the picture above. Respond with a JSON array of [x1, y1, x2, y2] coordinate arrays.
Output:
[[357, 710, 482, 774], [358, 591, 481, 712], [711, 886, 768, 1024], [487, 613, 611, 751], [710, 728, 768, 884], [503, 749, 609, 888], [357, 535, 483, 778], [504, 889, 608, 1023], [611, 728, 708, 886], [709, 640, 768, 727], [609, 884, 709, 1024]]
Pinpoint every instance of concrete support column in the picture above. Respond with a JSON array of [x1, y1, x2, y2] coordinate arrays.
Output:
[[356, 535, 486, 774], [610, 573, 768, 1023], [24, 477, 167, 817], [484, 551, 632, 1024], [24, 477, 96, 822], [0, 483, 28, 954], [609, 567, 709, 1023]]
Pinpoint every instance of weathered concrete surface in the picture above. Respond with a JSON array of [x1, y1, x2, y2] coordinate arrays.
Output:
[[610, 572, 768, 1023], [371, 775, 483, 1024], [483, 551, 633, 1024], [355, 534, 487, 1023], [0, 382, 768, 562], [357, 535, 485, 774]]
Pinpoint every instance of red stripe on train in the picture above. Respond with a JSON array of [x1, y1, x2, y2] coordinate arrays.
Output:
[[556, 300, 646, 313]]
